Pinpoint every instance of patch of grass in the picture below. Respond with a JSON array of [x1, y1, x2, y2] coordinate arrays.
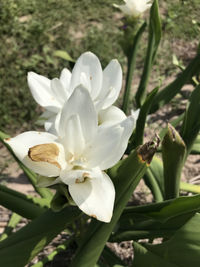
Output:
[[0, 0, 199, 134], [164, 0, 200, 40], [0, 0, 124, 134]]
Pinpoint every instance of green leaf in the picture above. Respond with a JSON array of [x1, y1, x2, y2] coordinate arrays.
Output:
[[53, 50, 75, 62], [113, 194, 200, 239], [162, 124, 186, 199], [0, 207, 81, 267], [0, 131, 53, 199], [190, 134, 200, 154], [133, 241, 178, 267], [122, 194, 200, 223], [150, 53, 200, 113], [70, 141, 159, 267], [0, 184, 49, 219], [181, 84, 200, 154], [111, 194, 200, 242], [180, 181, 200, 194], [133, 213, 200, 267], [135, 0, 161, 107], [122, 22, 146, 114]]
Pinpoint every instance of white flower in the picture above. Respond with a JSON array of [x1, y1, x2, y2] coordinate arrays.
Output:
[[28, 51, 124, 134], [6, 86, 135, 223], [113, 0, 152, 18]]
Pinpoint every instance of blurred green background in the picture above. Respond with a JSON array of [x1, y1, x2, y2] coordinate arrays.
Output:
[[0, 0, 199, 134]]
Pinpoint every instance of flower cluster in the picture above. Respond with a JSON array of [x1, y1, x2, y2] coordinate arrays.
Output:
[[6, 52, 137, 223]]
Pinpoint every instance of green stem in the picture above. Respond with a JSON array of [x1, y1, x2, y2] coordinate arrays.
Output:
[[150, 53, 200, 113], [110, 229, 174, 242], [0, 213, 21, 241], [143, 169, 164, 202], [31, 237, 74, 267], [135, 0, 161, 107], [122, 22, 146, 114], [0, 184, 49, 219]]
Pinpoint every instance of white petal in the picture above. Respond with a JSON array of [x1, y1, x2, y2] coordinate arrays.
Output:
[[60, 68, 71, 91], [87, 116, 135, 170], [44, 112, 61, 136], [98, 106, 126, 127], [27, 72, 61, 113], [114, 4, 134, 16], [60, 167, 102, 185], [37, 176, 61, 187], [61, 114, 85, 156], [85, 125, 123, 169], [70, 52, 103, 99], [51, 78, 69, 104], [69, 172, 115, 222], [100, 116, 135, 170], [114, 0, 151, 17], [59, 85, 98, 143], [97, 59, 122, 110], [5, 131, 66, 177]]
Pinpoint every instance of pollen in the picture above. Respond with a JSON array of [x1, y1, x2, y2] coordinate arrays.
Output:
[[82, 172, 90, 178], [28, 143, 61, 169]]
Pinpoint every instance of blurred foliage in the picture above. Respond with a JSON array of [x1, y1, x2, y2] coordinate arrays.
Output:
[[0, 0, 199, 134], [164, 0, 200, 40]]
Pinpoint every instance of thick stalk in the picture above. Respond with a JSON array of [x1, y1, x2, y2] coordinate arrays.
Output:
[[122, 22, 146, 114]]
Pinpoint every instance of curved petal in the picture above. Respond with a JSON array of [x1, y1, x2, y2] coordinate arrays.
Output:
[[5, 131, 66, 177], [60, 68, 71, 91], [44, 112, 61, 136], [85, 125, 123, 169], [87, 115, 135, 170], [100, 116, 135, 170], [61, 114, 85, 156], [59, 85, 98, 143], [114, 4, 134, 16], [69, 172, 115, 222], [51, 78, 69, 104], [60, 167, 102, 185], [27, 72, 61, 112], [98, 105, 126, 127], [97, 59, 122, 110], [70, 52, 103, 99]]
